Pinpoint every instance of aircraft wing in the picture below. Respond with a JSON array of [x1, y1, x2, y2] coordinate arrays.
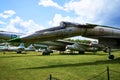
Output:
[[32, 40, 74, 51], [34, 40, 101, 53]]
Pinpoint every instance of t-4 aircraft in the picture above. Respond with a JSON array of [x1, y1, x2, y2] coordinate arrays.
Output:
[[8, 21, 120, 59]]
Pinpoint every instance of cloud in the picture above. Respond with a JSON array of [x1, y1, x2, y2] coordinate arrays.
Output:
[[0, 10, 45, 34], [5, 16, 45, 34], [48, 13, 90, 26], [64, 0, 104, 19], [38, 0, 63, 10], [0, 21, 6, 25], [49, 14, 73, 26], [0, 10, 16, 19], [49, 13, 97, 27], [39, 0, 120, 27]]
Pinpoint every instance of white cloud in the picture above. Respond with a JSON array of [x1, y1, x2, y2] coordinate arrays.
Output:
[[0, 10, 16, 19], [0, 21, 6, 25], [49, 13, 99, 27], [5, 16, 45, 34], [38, 0, 63, 10], [47, 0, 120, 26], [49, 14, 73, 26], [64, 0, 104, 19]]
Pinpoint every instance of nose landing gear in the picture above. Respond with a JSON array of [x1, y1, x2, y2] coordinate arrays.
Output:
[[107, 47, 114, 60]]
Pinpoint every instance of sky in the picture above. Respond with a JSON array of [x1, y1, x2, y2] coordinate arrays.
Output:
[[0, 0, 120, 40]]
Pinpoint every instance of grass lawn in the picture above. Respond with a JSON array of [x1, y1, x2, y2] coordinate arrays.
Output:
[[0, 51, 120, 80]]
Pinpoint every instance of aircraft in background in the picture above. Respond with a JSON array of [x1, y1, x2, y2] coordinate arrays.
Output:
[[65, 41, 103, 54], [0, 43, 25, 53], [8, 21, 120, 59], [25, 44, 36, 51], [32, 40, 103, 55], [0, 30, 23, 41], [0, 43, 36, 53]]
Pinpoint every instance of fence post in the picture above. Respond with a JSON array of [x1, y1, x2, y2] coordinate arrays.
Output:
[[107, 66, 110, 80], [50, 74, 52, 80]]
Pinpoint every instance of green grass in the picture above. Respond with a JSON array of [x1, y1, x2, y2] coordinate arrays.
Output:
[[0, 51, 120, 80]]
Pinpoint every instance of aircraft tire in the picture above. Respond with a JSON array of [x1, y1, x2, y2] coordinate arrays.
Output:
[[79, 51, 85, 54], [108, 55, 114, 59], [17, 51, 21, 54], [42, 52, 50, 55]]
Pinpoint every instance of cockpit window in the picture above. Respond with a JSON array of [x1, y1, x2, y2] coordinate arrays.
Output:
[[60, 21, 81, 27]]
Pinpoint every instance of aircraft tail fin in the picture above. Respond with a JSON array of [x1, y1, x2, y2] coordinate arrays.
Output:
[[18, 43, 25, 51], [26, 44, 36, 51]]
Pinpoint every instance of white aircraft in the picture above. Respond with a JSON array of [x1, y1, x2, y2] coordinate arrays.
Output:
[[8, 21, 120, 59], [0, 43, 36, 53], [25, 44, 36, 51], [0, 43, 25, 53]]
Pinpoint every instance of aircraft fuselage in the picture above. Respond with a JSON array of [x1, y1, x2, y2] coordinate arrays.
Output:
[[19, 23, 120, 43], [0, 31, 22, 40]]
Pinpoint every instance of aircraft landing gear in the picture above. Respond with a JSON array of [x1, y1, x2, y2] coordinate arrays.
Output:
[[108, 55, 114, 60], [42, 49, 53, 55], [17, 51, 22, 53], [107, 47, 114, 59], [78, 51, 85, 54], [42, 51, 50, 55]]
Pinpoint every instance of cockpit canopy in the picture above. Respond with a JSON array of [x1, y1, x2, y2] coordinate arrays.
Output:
[[60, 21, 81, 27], [60, 21, 97, 28]]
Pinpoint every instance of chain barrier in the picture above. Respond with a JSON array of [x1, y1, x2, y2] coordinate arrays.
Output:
[[110, 69, 120, 73], [46, 67, 120, 80], [87, 69, 106, 80]]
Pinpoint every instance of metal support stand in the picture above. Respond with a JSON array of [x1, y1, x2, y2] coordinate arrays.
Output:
[[107, 66, 110, 80], [107, 47, 114, 59]]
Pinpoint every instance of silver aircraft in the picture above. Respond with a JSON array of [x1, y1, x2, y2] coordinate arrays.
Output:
[[8, 21, 120, 59], [0, 30, 23, 41], [0, 43, 36, 53], [0, 43, 25, 53]]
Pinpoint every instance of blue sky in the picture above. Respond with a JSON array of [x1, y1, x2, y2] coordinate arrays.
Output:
[[0, 0, 120, 40]]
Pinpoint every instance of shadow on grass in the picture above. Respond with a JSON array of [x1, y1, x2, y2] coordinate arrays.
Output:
[[0, 52, 107, 58], [18, 57, 120, 70], [0, 54, 42, 58], [57, 52, 107, 56]]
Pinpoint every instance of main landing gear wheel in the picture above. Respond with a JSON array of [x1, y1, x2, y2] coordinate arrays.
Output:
[[42, 52, 50, 55], [79, 51, 85, 54], [107, 47, 115, 60], [108, 55, 114, 60], [17, 51, 22, 53]]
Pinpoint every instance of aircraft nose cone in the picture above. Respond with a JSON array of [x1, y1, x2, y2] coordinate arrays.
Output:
[[8, 37, 21, 42]]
